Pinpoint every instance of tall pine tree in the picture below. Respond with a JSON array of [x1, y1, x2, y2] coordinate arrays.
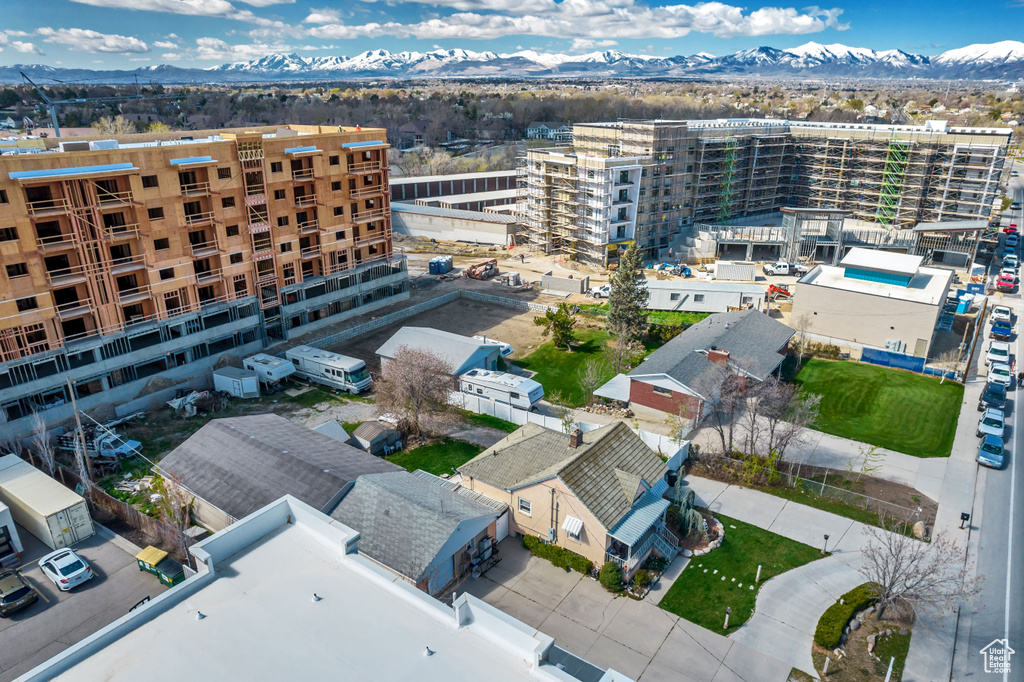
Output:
[[607, 242, 648, 344]]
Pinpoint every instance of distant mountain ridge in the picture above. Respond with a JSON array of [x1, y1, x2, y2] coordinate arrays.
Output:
[[3, 40, 1024, 83]]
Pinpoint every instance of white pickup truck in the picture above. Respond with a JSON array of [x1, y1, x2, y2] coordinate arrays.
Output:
[[762, 261, 810, 276]]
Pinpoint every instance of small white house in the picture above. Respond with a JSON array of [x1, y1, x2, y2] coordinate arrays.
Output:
[[643, 280, 764, 313], [285, 346, 372, 394], [459, 369, 544, 410]]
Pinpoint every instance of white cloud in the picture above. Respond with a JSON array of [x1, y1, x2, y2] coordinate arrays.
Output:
[[303, 7, 343, 24], [0, 32, 46, 54], [237, 0, 294, 6], [168, 36, 295, 61], [154, 40, 179, 49], [68, 0, 291, 28], [37, 27, 150, 54], [308, 1, 848, 41], [570, 38, 617, 50], [12, 41, 45, 55]]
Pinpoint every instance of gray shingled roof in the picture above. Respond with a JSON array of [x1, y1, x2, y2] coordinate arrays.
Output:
[[630, 309, 794, 387], [376, 327, 495, 372], [158, 414, 401, 521], [331, 471, 500, 584], [458, 422, 667, 531]]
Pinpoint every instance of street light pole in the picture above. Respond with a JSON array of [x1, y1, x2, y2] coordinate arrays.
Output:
[[822, 533, 830, 554]]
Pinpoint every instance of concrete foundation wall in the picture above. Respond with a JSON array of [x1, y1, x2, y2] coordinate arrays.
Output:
[[391, 211, 512, 246], [541, 271, 589, 294]]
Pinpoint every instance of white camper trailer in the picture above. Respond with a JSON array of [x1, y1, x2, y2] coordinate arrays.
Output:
[[459, 369, 544, 410], [243, 353, 296, 393], [285, 346, 372, 394]]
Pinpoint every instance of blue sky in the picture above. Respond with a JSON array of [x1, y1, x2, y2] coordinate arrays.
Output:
[[0, 0, 1019, 69]]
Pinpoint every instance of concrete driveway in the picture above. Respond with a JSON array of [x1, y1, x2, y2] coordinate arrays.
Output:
[[0, 525, 168, 681], [459, 539, 791, 682]]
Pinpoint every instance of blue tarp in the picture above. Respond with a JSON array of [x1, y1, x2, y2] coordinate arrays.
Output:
[[861, 348, 926, 373], [342, 141, 385, 148], [169, 156, 214, 166], [10, 163, 136, 180], [284, 146, 319, 154]]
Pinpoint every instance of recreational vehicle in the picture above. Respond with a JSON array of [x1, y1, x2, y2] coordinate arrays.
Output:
[[459, 369, 544, 410], [243, 354, 296, 393], [285, 346, 372, 394], [472, 336, 514, 358]]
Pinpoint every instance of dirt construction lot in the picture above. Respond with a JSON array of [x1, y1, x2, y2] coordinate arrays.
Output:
[[325, 298, 550, 373]]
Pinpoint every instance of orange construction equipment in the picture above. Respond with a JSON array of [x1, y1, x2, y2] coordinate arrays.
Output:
[[767, 283, 792, 300], [465, 258, 499, 280]]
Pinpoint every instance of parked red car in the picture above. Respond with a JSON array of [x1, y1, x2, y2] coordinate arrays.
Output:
[[1005, 223, 1019, 235], [997, 274, 1016, 292]]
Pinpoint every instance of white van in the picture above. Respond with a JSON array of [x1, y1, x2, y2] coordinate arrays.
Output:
[[460, 369, 544, 410], [285, 346, 372, 394]]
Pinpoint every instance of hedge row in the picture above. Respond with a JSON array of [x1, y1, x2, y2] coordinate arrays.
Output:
[[522, 536, 594, 574], [814, 582, 879, 648]]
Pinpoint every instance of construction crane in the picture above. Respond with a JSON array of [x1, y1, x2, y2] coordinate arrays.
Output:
[[20, 71, 176, 138]]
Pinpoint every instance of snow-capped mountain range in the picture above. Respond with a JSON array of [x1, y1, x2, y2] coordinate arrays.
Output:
[[3, 41, 1024, 83]]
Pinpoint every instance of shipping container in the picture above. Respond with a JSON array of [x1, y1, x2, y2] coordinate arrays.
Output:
[[714, 260, 757, 281], [0, 455, 95, 550], [213, 367, 260, 398], [0, 501, 23, 567]]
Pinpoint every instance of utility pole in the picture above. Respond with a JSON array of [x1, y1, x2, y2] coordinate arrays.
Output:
[[66, 377, 95, 490], [21, 71, 60, 138]]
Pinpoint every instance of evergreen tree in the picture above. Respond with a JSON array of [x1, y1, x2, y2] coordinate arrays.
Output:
[[534, 303, 577, 350], [607, 242, 648, 344]]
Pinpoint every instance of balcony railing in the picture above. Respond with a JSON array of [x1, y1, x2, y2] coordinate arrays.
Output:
[[350, 184, 384, 198], [194, 267, 222, 283], [185, 211, 216, 227], [96, 189, 134, 206], [55, 299, 92, 319], [291, 167, 315, 181], [190, 238, 221, 257], [180, 182, 211, 197], [116, 284, 151, 304], [27, 198, 71, 217], [294, 193, 318, 208], [300, 245, 321, 259], [348, 160, 382, 173], [110, 254, 148, 273], [353, 208, 385, 223], [36, 232, 76, 251], [297, 219, 320, 234], [101, 223, 141, 241], [45, 264, 88, 286]]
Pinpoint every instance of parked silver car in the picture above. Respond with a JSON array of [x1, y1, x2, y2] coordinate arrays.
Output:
[[977, 408, 1006, 438]]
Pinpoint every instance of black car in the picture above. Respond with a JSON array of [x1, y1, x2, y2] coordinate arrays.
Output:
[[0, 569, 38, 617], [979, 382, 1007, 412]]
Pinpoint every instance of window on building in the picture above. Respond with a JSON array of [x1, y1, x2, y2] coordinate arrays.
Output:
[[16, 296, 38, 312], [333, 206, 344, 217], [329, 155, 340, 166], [693, 294, 705, 302], [741, 296, 753, 305], [160, 268, 174, 280], [6, 263, 28, 278], [217, 168, 232, 180], [0, 227, 17, 241], [273, 189, 286, 200], [221, 197, 236, 208], [277, 216, 289, 227], [280, 242, 293, 253], [670, 293, 681, 301], [154, 238, 170, 250], [230, 253, 243, 264], [226, 224, 240, 237], [517, 498, 532, 515], [335, 231, 346, 240], [331, 181, 342, 191], [270, 162, 283, 173], [141, 175, 159, 188], [148, 207, 165, 221], [652, 386, 672, 397]]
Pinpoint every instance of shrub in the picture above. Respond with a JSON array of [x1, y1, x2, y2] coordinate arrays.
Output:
[[633, 569, 651, 588], [522, 536, 594, 574], [814, 582, 878, 648], [600, 561, 624, 592]]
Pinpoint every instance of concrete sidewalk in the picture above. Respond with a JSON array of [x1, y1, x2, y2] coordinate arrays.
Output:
[[687, 422, 948, 502]]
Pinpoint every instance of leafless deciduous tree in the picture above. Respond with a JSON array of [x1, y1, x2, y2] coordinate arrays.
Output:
[[373, 345, 457, 438], [159, 470, 196, 568], [73, 440, 92, 500], [91, 115, 135, 136], [756, 377, 822, 462], [792, 313, 814, 367], [546, 391, 577, 435], [29, 411, 57, 477], [704, 369, 742, 456], [607, 334, 645, 374], [934, 347, 961, 384], [577, 358, 608, 407], [860, 522, 982, 622]]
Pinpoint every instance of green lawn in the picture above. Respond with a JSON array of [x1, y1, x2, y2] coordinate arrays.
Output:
[[462, 411, 519, 433], [792, 359, 963, 457], [577, 303, 709, 328], [386, 439, 485, 476], [512, 329, 616, 407], [659, 514, 823, 635]]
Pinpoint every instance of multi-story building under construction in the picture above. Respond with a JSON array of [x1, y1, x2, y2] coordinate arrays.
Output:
[[521, 118, 1010, 265], [0, 125, 408, 435]]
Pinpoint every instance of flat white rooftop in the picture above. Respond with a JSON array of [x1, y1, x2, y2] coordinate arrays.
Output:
[[800, 263, 952, 305], [23, 496, 627, 682], [839, 247, 923, 275], [461, 368, 542, 391], [643, 280, 764, 294], [391, 170, 516, 184]]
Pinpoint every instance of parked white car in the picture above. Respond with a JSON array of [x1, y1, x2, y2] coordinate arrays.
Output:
[[977, 408, 1006, 438], [988, 362, 1014, 388], [992, 306, 1014, 326], [987, 341, 1011, 367], [38, 549, 93, 591], [587, 284, 611, 299]]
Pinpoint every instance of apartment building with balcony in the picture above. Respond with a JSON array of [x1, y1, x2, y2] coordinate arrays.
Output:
[[0, 125, 408, 435], [522, 118, 1010, 264]]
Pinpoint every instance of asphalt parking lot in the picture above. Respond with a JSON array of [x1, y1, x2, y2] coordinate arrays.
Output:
[[0, 525, 168, 681]]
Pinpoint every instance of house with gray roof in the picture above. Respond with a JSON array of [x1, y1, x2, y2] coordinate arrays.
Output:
[[458, 421, 677, 576], [157, 414, 401, 531], [376, 326, 501, 376], [332, 470, 505, 594], [596, 308, 794, 420]]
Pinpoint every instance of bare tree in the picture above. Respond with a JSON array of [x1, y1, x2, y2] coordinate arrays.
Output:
[[934, 347, 961, 384], [607, 334, 645, 374], [91, 115, 136, 136], [73, 440, 92, 500], [29, 411, 57, 477], [757, 377, 821, 462], [860, 522, 982, 621], [159, 470, 196, 568], [546, 391, 577, 435], [855, 445, 885, 486], [704, 369, 742, 456], [373, 345, 457, 438], [0, 409, 22, 456], [792, 313, 813, 368], [577, 358, 608, 407]]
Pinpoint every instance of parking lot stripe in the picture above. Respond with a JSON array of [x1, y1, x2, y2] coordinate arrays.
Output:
[[18, 569, 50, 603]]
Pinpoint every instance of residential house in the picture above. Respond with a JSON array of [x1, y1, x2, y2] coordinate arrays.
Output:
[[331, 470, 506, 594], [526, 122, 573, 141], [597, 308, 794, 420], [156, 414, 401, 531], [397, 120, 432, 149], [376, 326, 502, 375], [458, 421, 677, 576]]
